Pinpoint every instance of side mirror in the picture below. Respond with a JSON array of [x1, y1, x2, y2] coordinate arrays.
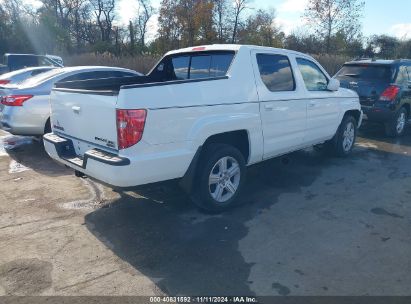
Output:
[[327, 78, 340, 91]]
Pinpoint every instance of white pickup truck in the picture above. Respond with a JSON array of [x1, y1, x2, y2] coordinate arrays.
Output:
[[44, 45, 362, 211]]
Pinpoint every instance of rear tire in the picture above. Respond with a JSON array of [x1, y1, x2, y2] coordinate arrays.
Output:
[[329, 115, 357, 157], [192, 143, 246, 212], [385, 107, 407, 137]]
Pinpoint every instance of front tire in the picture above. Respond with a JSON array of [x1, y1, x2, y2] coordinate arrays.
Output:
[[385, 107, 407, 137], [330, 115, 357, 157], [192, 144, 246, 212]]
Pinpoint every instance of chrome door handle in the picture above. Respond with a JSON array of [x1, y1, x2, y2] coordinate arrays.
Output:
[[72, 106, 81, 113]]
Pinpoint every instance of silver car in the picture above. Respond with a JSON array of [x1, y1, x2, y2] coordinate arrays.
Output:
[[0, 66, 141, 136], [0, 67, 58, 86]]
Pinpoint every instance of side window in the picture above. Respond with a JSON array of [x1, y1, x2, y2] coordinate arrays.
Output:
[[256, 53, 295, 92], [296, 58, 328, 91], [110, 71, 138, 77], [396, 66, 409, 85], [172, 56, 190, 80], [62, 71, 113, 82], [61, 73, 92, 82]]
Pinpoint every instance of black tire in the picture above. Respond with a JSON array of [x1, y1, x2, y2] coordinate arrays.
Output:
[[192, 143, 246, 212], [329, 115, 357, 157], [385, 107, 407, 137]]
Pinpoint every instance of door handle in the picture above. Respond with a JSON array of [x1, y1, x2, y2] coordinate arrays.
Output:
[[264, 104, 274, 111], [308, 101, 316, 108], [72, 106, 81, 113]]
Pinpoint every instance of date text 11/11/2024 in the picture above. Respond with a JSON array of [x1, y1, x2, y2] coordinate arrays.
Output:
[[149, 296, 258, 303]]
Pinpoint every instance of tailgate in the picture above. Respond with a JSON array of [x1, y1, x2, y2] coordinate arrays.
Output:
[[50, 89, 118, 151], [339, 79, 388, 107]]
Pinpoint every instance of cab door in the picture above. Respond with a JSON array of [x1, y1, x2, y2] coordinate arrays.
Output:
[[252, 51, 307, 159], [295, 58, 341, 144]]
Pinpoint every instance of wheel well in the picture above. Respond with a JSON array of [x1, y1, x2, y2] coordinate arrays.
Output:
[[344, 110, 361, 125], [44, 118, 51, 134], [203, 130, 250, 163]]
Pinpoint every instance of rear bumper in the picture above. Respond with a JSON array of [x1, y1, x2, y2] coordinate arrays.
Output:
[[0, 105, 46, 135], [44, 133, 134, 187], [43, 133, 194, 188], [361, 105, 396, 123]]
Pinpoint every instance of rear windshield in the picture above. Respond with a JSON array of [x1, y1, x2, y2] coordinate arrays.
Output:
[[335, 64, 394, 82], [19, 68, 64, 87], [150, 51, 235, 82]]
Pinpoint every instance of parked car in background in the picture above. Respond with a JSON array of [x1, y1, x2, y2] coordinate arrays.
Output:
[[0, 53, 63, 75], [335, 59, 411, 137], [0, 66, 141, 136], [44, 45, 362, 212], [0, 66, 58, 86]]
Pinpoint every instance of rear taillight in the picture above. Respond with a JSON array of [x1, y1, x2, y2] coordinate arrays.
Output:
[[0, 80, 10, 85], [380, 85, 400, 102], [116, 109, 147, 149], [1, 95, 33, 106]]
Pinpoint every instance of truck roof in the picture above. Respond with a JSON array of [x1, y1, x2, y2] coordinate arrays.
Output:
[[166, 44, 312, 58]]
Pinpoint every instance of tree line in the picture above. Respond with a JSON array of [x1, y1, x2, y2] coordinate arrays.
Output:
[[0, 0, 410, 59]]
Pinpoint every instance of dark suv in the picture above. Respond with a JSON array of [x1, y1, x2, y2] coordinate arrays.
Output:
[[335, 59, 411, 137]]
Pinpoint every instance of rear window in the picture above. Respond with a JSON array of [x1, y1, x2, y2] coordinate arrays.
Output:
[[19, 68, 64, 87], [153, 51, 234, 81], [335, 64, 394, 82]]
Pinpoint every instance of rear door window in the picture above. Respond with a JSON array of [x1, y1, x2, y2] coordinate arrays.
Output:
[[256, 54, 295, 92], [296, 58, 328, 91]]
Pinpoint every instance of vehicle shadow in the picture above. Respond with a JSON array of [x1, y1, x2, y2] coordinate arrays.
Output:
[[84, 150, 329, 296], [5, 139, 72, 177]]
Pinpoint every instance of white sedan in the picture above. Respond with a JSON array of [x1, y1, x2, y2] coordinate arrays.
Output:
[[0, 66, 141, 136]]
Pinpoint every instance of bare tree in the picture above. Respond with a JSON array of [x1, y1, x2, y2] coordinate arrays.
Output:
[[213, 0, 229, 43], [231, 0, 250, 43], [90, 0, 115, 42], [304, 0, 364, 53], [135, 0, 154, 50]]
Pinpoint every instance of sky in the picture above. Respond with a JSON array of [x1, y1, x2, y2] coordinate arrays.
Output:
[[23, 0, 411, 40]]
